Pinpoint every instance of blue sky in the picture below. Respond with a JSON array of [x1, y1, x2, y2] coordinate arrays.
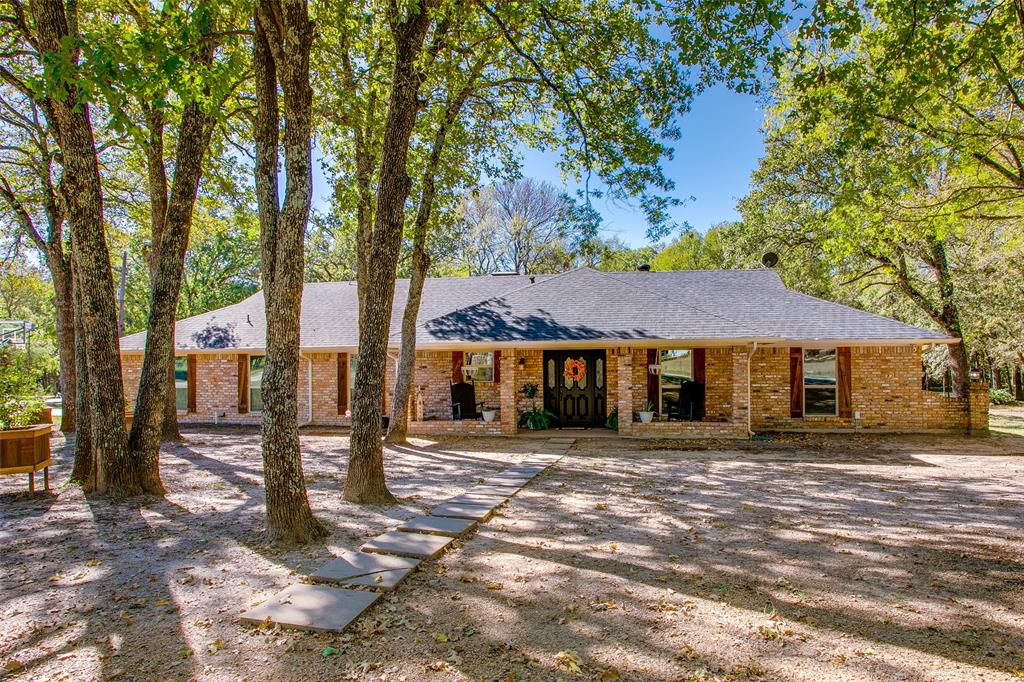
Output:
[[519, 84, 767, 247], [312, 84, 766, 249]]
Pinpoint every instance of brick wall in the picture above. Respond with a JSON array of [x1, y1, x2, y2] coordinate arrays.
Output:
[[121, 350, 395, 427], [631, 349, 650, 413], [412, 350, 502, 421], [512, 349, 544, 416], [750, 345, 976, 433], [122, 342, 981, 434]]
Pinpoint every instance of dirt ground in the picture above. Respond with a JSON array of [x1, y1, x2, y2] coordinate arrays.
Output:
[[1, 427, 1023, 682]]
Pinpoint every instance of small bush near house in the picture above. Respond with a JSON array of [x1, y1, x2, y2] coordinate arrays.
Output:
[[605, 407, 618, 430], [990, 388, 1015, 405], [519, 407, 556, 430]]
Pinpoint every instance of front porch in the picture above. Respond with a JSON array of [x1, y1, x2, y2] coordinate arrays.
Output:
[[405, 346, 751, 439]]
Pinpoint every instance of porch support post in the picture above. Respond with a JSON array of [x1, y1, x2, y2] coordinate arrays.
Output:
[[616, 348, 633, 435], [734, 345, 751, 432], [499, 351, 517, 435]]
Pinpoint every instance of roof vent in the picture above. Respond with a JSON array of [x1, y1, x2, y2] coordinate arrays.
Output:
[[637, 263, 651, 272], [490, 271, 519, 276], [529, 276, 535, 284]]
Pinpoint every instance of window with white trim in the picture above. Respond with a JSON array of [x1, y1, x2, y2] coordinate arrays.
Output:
[[463, 351, 494, 382], [803, 348, 837, 416], [250, 355, 266, 412], [174, 356, 188, 411]]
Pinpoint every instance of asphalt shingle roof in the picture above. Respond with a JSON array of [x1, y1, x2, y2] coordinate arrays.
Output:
[[119, 267, 952, 352]]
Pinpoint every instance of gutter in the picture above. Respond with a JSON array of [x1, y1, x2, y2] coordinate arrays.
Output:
[[747, 341, 758, 439], [299, 351, 314, 426]]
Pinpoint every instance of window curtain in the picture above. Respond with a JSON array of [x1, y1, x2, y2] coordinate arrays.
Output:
[[451, 351, 464, 383], [186, 355, 197, 413], [237, 355, 249, 414], [837, 347, 852, 418], [789, 347, 803, 417], [337, 352, 348, 415]]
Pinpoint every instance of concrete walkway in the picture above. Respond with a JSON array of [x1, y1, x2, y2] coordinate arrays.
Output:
[[239, 438, 571, 632]]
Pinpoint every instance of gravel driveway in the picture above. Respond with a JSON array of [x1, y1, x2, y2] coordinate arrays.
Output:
[[1, 428, 1022, 681]]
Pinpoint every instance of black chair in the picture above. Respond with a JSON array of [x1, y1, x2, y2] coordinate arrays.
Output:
[[451, 381, 485, 420], [675, 380, 706, 421]]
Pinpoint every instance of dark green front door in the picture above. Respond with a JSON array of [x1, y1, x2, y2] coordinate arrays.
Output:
[[543, 350, 607, 428]]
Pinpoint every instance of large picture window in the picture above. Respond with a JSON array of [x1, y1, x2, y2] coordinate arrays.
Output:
[[249, 355, 266, 412], [659, 349, 693, 414], [803, 348, 837, 416], [174, 357, 188, 411], [462, 351, 494, 382]]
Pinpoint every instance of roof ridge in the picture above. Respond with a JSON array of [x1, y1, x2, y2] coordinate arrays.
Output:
[[594, 269, 769, 337]]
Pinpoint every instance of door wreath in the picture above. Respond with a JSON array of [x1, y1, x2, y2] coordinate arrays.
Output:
[[563, 357, 586, 384]]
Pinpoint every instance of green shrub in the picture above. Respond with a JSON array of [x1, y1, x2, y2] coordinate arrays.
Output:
[[990, 388, 1015, 405], [0, 346, 43, 430], [604, 407, 618, 430], [518, 407, 556, 430]]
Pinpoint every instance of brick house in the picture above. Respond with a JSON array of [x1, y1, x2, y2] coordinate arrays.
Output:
[[119, 267, 988, 438]]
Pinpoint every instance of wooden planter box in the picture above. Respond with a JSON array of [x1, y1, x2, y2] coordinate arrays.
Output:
[[0, 423, 53, 492]]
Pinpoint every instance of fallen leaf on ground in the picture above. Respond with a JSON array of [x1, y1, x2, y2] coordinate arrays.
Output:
[[555, 650, 583, 674]]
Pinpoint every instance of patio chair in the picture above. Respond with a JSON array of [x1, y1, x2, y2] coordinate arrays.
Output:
[[450, 381, 485, 420], [674, 380, 706, 421]]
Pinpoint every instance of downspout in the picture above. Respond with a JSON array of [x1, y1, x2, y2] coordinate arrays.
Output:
[[299, 350, 313, 426], [747, 342, 758, 439]]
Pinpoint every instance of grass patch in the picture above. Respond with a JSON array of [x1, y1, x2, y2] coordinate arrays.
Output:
[[990, 405, 1024, 436]]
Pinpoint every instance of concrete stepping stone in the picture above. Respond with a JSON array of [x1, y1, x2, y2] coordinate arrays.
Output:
[[361, 530, 454, 559], [505, 466, 545, 476], [481, 478, 529, 489], [488, 472, 534, 482], [529, 454, 562, 462], [431, 501, 496, 521], [240, 583, 380, 633], [456, 489, 510, 501], [309, 551, 420, 591], [397, 515, 476, 537], [448, 493, 507, 507], [468, 485, 521, 497], [548, 437, 576, 444]]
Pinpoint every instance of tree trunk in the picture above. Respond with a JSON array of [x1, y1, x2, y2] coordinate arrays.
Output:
[[385, 242, 428, 444], [385, 61, 484, 444], [927, 237, 970, 397], [252, 0, 325, 543], [128, 97, 213, 495], [31, 0, 131, 496], [69, 257, 93, 487], [140, 107, 181, 444], [346, 1, 433, 503], [51, 250, 76, 433]]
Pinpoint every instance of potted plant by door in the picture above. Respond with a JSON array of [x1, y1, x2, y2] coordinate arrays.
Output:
[[517, 382, 554, 429], [481, 406, 498, 422], [637, 401, 656, 424], [0, 349, 51, 491]]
